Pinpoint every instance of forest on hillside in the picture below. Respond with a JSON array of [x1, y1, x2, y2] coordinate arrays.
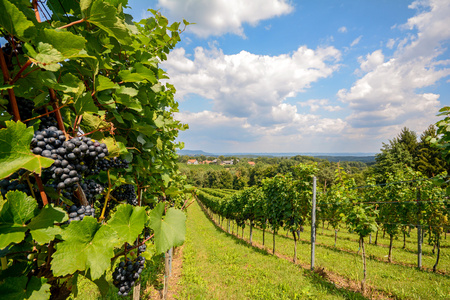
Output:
[[179, 125, 448, 190]]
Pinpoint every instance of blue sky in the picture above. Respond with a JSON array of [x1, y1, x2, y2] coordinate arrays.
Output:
[[125, 0, 450, 154]]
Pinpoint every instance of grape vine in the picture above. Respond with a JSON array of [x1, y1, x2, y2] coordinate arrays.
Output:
[[0, 1, 190, 298]]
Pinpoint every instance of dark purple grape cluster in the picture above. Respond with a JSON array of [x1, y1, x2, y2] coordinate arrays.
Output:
[[38, 115, 58, 131], [112, 256, 145, 296], [85, 157, 129, 175], [31, 126, 109, 192], [112, 184, 137, 206], [1, 40, 23, 71], [0, 178, 32, 197], [8, 97, 34, 121], [80, 179, 104, 202], [67, 204, 95, 223]]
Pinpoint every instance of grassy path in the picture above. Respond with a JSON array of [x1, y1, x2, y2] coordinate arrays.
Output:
[[174, 201, 367, 300]]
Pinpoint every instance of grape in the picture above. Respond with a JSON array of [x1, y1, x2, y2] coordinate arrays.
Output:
[[112, 256, 145, 296], [66, 204, 95, 223], [111, 184, 138, 206], [80, 179, 104, 202], [31, 126, 110, 192], [6, 97, 35, 122], [0, 173, 33, 197]]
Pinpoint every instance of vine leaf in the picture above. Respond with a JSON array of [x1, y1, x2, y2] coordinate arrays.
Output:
[[107, 204, 147, 244], [27, 204, 68, 245], [87, 0, 131, 44], [0, 276, 51, 300], [0, 191, 38, 250], [95, 75, 118, 92], [149, 202, 186, 254], [0, 121, 54, 179], [0, 0, 36, 40], [52, 217, 118, 280], [37, 28, 87, 57], [74, 93, 98, 115]]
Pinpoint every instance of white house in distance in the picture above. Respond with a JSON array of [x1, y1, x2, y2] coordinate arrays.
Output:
[[187, 159, 198, 165]]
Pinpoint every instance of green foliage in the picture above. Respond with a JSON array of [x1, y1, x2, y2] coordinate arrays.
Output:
[[0, 121, 54, 178], [149, 202, 186, 254], [0, 0, 189, 297]]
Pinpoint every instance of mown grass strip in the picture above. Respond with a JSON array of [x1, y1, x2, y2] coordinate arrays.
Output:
[[225, 219, 450, 300], [175, 200, 367, 300]]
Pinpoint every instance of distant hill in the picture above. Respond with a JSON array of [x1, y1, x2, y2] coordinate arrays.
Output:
[[177, 150, 376, 163], [177, 150, 215, 156]]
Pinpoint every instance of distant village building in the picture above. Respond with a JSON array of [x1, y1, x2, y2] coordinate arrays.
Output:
[[221, 160, 234, 165], [248, 161, 255, 166], [187, 159, 198, 165]]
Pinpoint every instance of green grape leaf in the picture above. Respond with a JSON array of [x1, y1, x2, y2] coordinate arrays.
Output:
[[74, 93, 99, 114], [27, 204, 68, 245], [148, 203, 186, 254], [118, 63, 157, 83], [34, 42, 64, 71], [0, 0, 36, 40], [38, 28, 87, 57], [87, 0, 131, 44], [51, 217, 117, 280], [80, 112, 111, 133], [114, 93, 142, 112], [133, 124, 156, 136], [0, 276, 50, 300], [0, 121, 54, 179], [0, 191, 38, 250], [95, 75, 118, 92], [107, 204, 147, 244]]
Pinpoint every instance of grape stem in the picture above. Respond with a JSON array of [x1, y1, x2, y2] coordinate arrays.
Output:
[[32, 0, 41, 23], [111, 234, 154, 261], [22, 103, 69, 123], [57, 18, 86, 30], [0, 47, 20, 121], [100, 170, 112, 221], [10, 60, 32, 84], [26, 175, 37, 200], [34, 174, 49, 205], [49, 89, 68, 138]]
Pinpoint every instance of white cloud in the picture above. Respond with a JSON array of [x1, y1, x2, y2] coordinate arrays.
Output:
[[338, 26, 347, 33], [386, 38, 396, 49], [163, 45, 341, 127], [338, 0, 450, 134], [357, 50, 385, 73], [175, 109, 347, 152], [350, 35, 363, 47], [299, 99, 343, 112], [154, 0, 294, 38]]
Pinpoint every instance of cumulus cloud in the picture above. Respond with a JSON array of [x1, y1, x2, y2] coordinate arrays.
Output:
[[163, 45, 341, 127], [357, 50, 385, 73], [153, 0, 294, 38], [338, 0, 450, 138], [175, 109, 347, 152]]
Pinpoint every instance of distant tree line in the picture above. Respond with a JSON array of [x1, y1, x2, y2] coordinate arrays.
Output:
[[179, 124, 447, 190]]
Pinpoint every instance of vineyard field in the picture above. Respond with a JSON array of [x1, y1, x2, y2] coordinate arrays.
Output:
[[175, 200, 364, 299]]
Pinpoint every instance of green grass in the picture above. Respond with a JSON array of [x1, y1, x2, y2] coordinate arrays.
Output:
[[218, 219, 450, 300], [175, 201, 367, 300]]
